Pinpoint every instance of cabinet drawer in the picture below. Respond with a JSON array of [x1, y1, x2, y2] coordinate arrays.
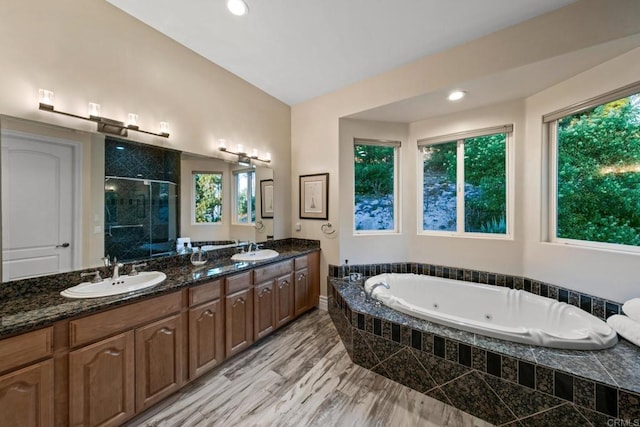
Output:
[[69, 292, 182, 347], [225, 272, 252, 294], [253, 260, 293, 283], [189, 280, 222, 307], [294, 255, 307, 270], [0, 327, 53, 373]]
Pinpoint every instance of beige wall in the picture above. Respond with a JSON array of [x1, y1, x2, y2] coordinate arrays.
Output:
[[292, 0, 640, 299], [0, 0, 292, 258]]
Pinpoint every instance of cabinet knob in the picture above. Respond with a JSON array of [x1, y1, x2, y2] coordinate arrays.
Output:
[[279, 280, 289, 289]]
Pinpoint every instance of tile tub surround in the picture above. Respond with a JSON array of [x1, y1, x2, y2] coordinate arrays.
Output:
[[329, 262, 622, 321], [329, 279, 640, 426], [0, 238, 319, 338]]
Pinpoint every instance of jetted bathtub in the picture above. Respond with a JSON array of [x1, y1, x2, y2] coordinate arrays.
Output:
[[364, 273, 617, 350]]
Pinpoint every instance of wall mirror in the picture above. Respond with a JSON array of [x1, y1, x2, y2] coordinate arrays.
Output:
[[0, 115, 275, 281]]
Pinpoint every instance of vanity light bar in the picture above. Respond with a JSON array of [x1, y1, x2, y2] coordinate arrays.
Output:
[[217, 139, 271, 164], [37, 89, 170, 138]]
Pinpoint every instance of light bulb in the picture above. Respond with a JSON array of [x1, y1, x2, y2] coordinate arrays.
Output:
[[38, 89, 54, 108], [159, 121, 170, 136], [88, 102, 101, 118], [236, 144, 246, 155], [251, 148, 259, 158], [127, 113, 139, 129], [447, 91, 466, 101], [227, 0, 249, 16], [218, 139, 227, 151]]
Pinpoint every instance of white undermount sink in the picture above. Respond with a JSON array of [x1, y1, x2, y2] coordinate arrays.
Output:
[[231, 249, 279, 262], [60, 271, 167, 299]]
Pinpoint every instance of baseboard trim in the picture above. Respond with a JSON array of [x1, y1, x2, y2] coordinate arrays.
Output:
[[318, 295, 328, 311]]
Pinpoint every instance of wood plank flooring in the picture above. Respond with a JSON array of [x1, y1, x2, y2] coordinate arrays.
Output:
[[125, 309, 492, 427]]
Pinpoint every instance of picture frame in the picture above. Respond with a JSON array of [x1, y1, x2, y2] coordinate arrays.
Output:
[[260, 179, 274, 218], [299, 173, 329, 220]]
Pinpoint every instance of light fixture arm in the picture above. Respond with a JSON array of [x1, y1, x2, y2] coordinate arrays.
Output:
[[38, 95, 169, 138], [218, 145, 271, 164]]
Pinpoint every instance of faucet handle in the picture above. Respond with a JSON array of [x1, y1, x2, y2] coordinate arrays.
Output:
[[80, 271, 103, 283], [130, 263, 147, 276]]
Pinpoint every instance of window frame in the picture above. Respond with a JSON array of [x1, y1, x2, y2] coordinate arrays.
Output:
[[418, 124, 513, 239], [232, 168, 256, 226], [192, 171, 223, 225], [545, 81, 640, 253], [353, 138, 401, 235]]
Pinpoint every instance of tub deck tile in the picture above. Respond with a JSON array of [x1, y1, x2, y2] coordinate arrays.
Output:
[[594, 339, 640, 391], [532, 347, 617, 387]]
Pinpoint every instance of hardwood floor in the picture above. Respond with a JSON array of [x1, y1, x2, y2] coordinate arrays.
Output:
[[125, 309, 491, 427]]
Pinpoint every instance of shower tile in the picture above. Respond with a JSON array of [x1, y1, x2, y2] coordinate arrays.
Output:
[[605, 302, 620, 318], [518, 361, 535, 389], [540, 284, 549, 297], [412, 348, 470, 385], [487, 274, 497, 286], [445, 339, 458, 362], [618, 390, 640, 421], [422, 332, 434, 354], [559, 289, 569, 303], [472, 347, 487, 372], [458, 344, 472, 367], [592, 298, 605, 319], [554, 371, 574, 402], [356, 313, 365, 330], [455, 269, 464, 281], [483, 373, 563, 419], [442, 267, 450, 278], [502, 356, 518, 383], [573, 377, 595, 410], [373, 318, 382, 336], [441, 372, 516, 425], [391, 324, 401, 343], [352, 330, 378, 370], [411, 329, 422, 350], [400, 325, 412, 346], [472, 271, 480, 283], [569, 292, 580, 307], [548, 286, 559, 300], [536, 366, 554, 395], [505, 276, 514, 289], [478, 272, 488, 284], [580, 295, 592, 313], [523, 278, 532, 293], [518, 403, 590, 427], [496, 274, 506, 287], [435, 266, 443, 277], [381, 348, 436, 393], [531, 281, 540, 295], [429, 265, 436, 276], [595, 383, 618, 417], [433, 336, 445, 358], [514, 277, 524, 290], [464, 270, 473, 282], [487, 351, 502, 377]]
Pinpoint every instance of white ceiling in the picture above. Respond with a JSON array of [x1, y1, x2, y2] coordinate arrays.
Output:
[[105, 0, 577, 106]]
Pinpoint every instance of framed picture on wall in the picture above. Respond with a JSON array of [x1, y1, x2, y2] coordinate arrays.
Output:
[[299, 173, 329, 220], [260, 179, 274, 218]]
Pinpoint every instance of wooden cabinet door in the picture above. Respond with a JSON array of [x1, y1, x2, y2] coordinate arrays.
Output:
[[276, 272, 294, 327], [135, 314, 184, 413], [294, 267, 310, 317], [69, 331, 135, 427], [0, 359, 53, 427], [189, 299, 224, 380], [254, 281, 275, 340], [225, 288, 254, 358]]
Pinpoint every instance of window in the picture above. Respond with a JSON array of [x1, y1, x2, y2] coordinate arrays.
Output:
[[234, 169, 255, 224], [545, 83, 640, 249], [419, 125, 511, 235], [354, 139, 400, 233], [193, 172, 222, 223]]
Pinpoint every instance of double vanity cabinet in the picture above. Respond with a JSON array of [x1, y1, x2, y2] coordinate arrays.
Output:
[[0, 251, 319, 427]]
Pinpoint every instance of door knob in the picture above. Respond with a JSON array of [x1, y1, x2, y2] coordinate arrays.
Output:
[[56, 243, 70, 248]]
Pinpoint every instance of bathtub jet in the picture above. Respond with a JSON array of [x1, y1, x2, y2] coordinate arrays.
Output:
[[364, 273, 617, 350]]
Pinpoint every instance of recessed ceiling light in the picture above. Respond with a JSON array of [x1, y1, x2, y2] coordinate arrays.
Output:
[[448, 90, 466, 101], [227, 0, 249, 16]]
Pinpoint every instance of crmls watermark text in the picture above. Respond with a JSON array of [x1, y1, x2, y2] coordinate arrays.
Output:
[[608, 419, 640, 427]]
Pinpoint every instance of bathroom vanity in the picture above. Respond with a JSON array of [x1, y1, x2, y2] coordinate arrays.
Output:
[[0, 242, 319, 427]]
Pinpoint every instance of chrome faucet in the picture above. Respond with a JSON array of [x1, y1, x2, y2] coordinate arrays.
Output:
[[111, 257, 124, 279], [366, 281, 390, 300]]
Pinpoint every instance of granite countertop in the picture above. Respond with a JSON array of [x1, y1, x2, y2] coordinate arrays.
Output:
[[0, 240, 319, 339], [331, 278, 640, 395]]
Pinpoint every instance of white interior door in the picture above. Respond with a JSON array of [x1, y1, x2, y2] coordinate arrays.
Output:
[[1, 131, 77, 281]]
